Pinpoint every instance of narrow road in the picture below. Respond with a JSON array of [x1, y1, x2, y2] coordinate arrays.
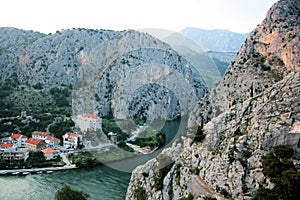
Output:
[[60, 153, 71, 166]]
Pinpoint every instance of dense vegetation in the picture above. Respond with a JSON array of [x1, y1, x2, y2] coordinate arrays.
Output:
[[101, 118, 132, 141], [49, 119, 75, 139], [55, 185, 90, 200], [252, 145, 300, 200], [128, 131, 166, 149], [68, 152, 101, 168], [0, 78, 73, 139], [117, 140, 134, 152]]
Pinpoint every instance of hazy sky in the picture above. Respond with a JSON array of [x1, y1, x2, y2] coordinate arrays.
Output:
[[1, 0, 278, 34]]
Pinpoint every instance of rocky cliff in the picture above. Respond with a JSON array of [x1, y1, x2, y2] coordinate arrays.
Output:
[[126, 0, 300, 199], [0, 27, 207, 124], [191, 0, 300, 124]]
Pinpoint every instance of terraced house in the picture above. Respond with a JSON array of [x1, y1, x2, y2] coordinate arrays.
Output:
[[25, 138, 46, 152]]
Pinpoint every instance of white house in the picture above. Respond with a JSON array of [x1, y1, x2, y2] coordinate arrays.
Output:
[[45, 137, 60, 147], [73, 113, 102, 132], [41, 148, 58, 160], [62, 132, 82, 149], [32, 131, 49, 140], [2, 148, 29, 161], [10, 133, 28, 148], [0, 143, 14, 151]]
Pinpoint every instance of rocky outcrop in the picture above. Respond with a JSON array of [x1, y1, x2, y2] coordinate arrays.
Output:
[[126, 0, 300, 199]]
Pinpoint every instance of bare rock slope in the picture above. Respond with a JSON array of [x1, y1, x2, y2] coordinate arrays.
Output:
[[126, 0, 300, 199]]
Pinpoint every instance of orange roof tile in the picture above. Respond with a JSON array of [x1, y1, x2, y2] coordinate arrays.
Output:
[[46, 137, 59, 141], [82, 113, 100, 119], [41, 148, 57, 154], [64, 132, 79, 137], [1, 143, 13, 148], [33, 131, 49, 137], [11, 133, 27, 139], [25, 138, 42, 145]]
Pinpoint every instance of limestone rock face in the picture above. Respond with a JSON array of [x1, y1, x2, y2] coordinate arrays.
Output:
[[71, 30, 207, 120], [126, 0, 300, 199], [0, 28, 207, 121], [194, 0, 300, 123]]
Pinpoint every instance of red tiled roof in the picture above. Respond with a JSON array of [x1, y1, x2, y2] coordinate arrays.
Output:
[[25, 138, 41, 145], [46, 137, 59, 141], [41, 148, 57, 154], [64, 132, 79, 137], [82, 113, 100, 119], [33, 131, 49, 137], [1, 143, 13, 148], [11, 133, 27, 139]]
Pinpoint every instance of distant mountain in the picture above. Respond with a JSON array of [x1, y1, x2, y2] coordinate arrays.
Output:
[[180, 28, 248, 52], [140, 28, 238, 87]]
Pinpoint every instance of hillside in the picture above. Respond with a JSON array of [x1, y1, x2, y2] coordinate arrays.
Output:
[[0, 28, 207, 136], [126, 0, 300, 199]]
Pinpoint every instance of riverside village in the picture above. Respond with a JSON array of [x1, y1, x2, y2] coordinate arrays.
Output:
[[0, 112, 152, 175]]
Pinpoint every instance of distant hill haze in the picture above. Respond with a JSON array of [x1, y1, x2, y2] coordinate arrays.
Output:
[[141, 28, 246, 86], [180, 27, 248, 52]]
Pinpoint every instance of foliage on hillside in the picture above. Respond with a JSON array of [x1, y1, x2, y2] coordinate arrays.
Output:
[[54, 185, 90, 200], [252, 145, 300, 200]]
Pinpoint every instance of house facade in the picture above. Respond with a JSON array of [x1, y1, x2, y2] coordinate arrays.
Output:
[[0, 143, 14, 151], [25, 138, 46, 152], [41, 148, 58, 160], [45, 137, 60, 147], [10, 133, 28, 148], [62, 132, 82, 149], [74, 113, 102, 132], [32, 131, 49, 140], [2, 148, 29, 161]]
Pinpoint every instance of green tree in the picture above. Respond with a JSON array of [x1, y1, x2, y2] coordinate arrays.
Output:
[[252, 145, 300, 200], [54, 185, 90, 200]]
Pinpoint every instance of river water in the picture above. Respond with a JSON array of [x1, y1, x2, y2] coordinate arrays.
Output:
[[0, 117, 186, 200]]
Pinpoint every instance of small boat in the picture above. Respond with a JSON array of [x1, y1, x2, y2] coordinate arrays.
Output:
[[0, 171, 7, 176], [22, 172, 30, 175], [12, 172, 20, 175], [46, 171, 53, 174], [36, 171, 43, 174]]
